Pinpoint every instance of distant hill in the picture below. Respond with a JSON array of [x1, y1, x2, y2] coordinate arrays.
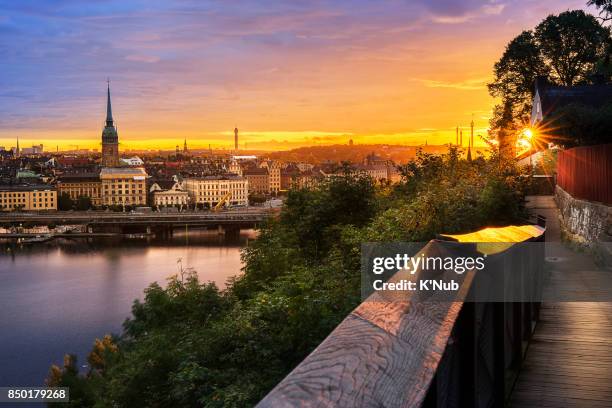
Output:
[[266, 143, 452, 164]]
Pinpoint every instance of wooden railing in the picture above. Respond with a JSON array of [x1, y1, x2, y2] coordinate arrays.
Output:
[[257, 226, 545, 408]]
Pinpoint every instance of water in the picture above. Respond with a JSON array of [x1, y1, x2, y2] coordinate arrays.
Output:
[[0, 231, 254, 389]]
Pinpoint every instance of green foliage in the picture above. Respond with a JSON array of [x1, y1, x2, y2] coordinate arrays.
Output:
[[373, 148, 527, 241], [58, 193, 74, 211], [535, 10, 610, 86], [280, 170, 377, 259], [248, 193, 266, 205], [76, 196, 93, 211], [47, 149, 528, 407], [549, 102, 612, 146]]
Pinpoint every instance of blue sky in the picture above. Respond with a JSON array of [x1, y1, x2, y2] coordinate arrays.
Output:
[[0, 0, 593, 150]]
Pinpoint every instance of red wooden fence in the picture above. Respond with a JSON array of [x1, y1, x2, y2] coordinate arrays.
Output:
[[556, 144, 612, 205]]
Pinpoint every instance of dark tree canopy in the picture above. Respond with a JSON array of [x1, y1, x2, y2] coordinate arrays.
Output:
[[535, 10, 610, 86], [58, 193, 74, 211], [488, 31, 546, 134]]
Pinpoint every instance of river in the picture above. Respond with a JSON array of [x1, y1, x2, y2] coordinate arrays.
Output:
[[0, 230, 255, 389]]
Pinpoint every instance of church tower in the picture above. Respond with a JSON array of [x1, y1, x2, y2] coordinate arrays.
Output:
[[101, 81, 119, 167]]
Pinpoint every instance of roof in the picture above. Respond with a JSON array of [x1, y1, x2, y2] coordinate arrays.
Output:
[[58, 171, 101, 183], [0, 184, 56, 192], [184, 174, 245, 181], [151, 179, 176, 190], [100, 167, 147, 178], [100, 167, 146, 174], [536, 79, 612, 117], [243, 167, 269, 176]]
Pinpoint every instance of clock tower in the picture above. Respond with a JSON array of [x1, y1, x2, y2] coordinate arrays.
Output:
[[101, 81, 119, 167]]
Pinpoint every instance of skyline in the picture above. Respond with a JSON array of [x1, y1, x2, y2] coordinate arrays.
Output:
[[0, 0, 595, 150]]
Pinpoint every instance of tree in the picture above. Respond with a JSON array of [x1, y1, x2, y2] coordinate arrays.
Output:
[[535, 10, 610, 86], [76, 196, 92, 211], [488, 30, 546, 127], [58, 193, 74, 211]]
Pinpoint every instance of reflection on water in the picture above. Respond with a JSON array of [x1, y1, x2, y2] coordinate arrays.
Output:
[[0, 230, 255, 388]]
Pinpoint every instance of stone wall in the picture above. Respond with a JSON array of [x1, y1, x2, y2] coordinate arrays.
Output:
[[556, 185, 612, 245]]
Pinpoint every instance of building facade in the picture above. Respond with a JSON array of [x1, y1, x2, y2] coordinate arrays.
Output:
[[101, 83, 120, 167], [100, 167, 148, 207], [281, 166, 315, 190], [0, 185, 57, 211], [120, 156, 144, 166], [228, 160, 243, 176], [260, 160, 281, 193], [183, 175, 248, 207], [150, 180, 189, 207], [57, 173, 102, 207], [243, 167, 269, 194]]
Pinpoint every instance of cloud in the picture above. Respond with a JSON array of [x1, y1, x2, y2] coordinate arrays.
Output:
[[417, 77, 490, 90], [424, 0, 506, 24], [125, 54, 161, 63]]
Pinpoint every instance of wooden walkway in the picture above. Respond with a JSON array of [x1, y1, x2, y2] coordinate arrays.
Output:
[[510, 197, 612, 407], [510, 302, 612, 407]]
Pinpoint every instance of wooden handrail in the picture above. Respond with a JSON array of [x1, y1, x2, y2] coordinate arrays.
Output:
[[257, 241, 477, 407]]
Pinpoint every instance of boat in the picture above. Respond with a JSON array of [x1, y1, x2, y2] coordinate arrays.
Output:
[[19, 234, 53, 244]]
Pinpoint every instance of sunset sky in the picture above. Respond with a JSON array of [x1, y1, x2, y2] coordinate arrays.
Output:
[[0, 0, 595, 151]]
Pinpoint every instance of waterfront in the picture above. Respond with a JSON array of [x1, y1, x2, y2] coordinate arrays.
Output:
[[0, 231, 254, 388]]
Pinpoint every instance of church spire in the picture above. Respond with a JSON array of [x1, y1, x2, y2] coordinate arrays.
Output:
[[106, 79, 113, 127]]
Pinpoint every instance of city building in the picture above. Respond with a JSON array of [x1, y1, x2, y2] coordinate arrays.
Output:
[[281, 165, 315, 190], [234, 127, 239, 151], [21, 144, 44, 155], [231, 155, 257, 161], [260, 160, 281, 193], [149, 179, 189, 207], [228, 159, 243, 176], [101, 82, 120, 167], [57, 172, 102, 207], [100, 167, 148, 207], [357, 164, 389, 181], [183, 175, 248, 207], [0, 185, 57, 211], [243, 167, 269, 194], [296, 163, 314, 172], [120, 156, 144, 166]]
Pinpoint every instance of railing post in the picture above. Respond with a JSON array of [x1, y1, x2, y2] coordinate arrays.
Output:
[[458, 302, 477, 407], [493, 302, 506, 408], [512, 302, 523, 369]]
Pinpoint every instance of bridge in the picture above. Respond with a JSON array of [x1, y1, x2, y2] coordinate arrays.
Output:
[[0, 209, 273, 235]]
